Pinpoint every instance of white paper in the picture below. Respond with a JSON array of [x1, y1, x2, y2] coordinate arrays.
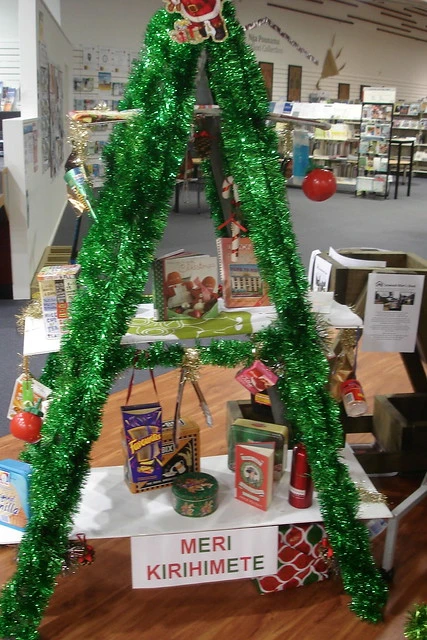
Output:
[[362, 273, 425, 352], [308, 249, 321, 287], [328, 247, 387, 269], [308, 290, 334, 314], [312, 255, 332, 292], [131, 526, 278, 588]]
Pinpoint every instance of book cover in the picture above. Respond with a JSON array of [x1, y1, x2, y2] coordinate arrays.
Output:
[[216, 237, 270, 308], [153, 252, 219, 321], [235, 442, 275, 511]]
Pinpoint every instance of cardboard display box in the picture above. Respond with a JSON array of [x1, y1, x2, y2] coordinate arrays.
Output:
[[320, 249, 427, 353], [373, 393, 427, 453]]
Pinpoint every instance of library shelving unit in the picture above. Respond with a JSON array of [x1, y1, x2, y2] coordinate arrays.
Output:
[[394, 116, 427, 177], [356, 101, 393, 198], [274, 101, 362, 190]]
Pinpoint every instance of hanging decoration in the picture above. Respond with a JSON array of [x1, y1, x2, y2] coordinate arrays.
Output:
[[302, 168, 337, 202], [0, 4, 388, 638], [165, 0, 228, 43], [316, 35, 346, 89], [15, 299, 43, 334], [62, 534, 95, 574], [244, 17, 319, 65], [9, 399, 44, 444], [193, 117, 214, 158], [219, 175, 247, 261]]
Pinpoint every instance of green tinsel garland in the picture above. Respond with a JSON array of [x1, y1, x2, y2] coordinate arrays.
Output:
[[0, 10, 202, 640], [405, 604, 427, 640], [0, 3, 387, 638]]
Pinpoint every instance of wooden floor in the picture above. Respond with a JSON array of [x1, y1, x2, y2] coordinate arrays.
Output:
[[1, 352, 426, 640]]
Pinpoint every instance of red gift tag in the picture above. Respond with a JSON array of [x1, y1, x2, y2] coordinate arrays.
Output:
[[235, 360, 278, 395]]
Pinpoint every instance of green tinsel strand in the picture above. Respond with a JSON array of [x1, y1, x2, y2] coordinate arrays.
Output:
[[206, 1, 387, 622], [0, 11, 202, 640], [405, 604, 427, 640]]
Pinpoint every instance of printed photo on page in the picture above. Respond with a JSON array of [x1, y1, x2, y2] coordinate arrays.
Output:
[[362, 273, 425, 353], [311, 256, 332, 292]]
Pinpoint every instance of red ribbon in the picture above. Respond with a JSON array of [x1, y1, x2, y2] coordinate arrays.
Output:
[[217, 212, 247, 233]]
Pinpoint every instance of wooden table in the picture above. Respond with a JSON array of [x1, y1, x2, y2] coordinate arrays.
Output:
[[1, 363, 426, 640]]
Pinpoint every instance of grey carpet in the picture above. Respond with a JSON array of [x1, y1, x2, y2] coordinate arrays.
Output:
[[1, 179, 426, 437]]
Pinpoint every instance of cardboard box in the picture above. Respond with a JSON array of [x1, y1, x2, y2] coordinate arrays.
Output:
[[373, 393, 427, 453], [320, 249, 427, 352], [123, 418, 200, 493], [37, 264, 81, 339]]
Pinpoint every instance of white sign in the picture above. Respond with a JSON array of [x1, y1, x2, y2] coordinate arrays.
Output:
[[363, 87, 396, 104], [131, 526, 278, 588], [362, 272, 425, 353]]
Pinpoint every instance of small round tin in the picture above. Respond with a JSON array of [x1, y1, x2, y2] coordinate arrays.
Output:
[[171, 472, 218, 517]]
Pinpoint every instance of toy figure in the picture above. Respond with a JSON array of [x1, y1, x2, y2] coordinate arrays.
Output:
[[164, 0, 228, 42]]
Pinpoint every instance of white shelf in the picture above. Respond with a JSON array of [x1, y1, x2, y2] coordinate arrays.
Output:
[[23, 300, 363, 357], [336, 177, 357, 186], [0, 448, 392, 545]]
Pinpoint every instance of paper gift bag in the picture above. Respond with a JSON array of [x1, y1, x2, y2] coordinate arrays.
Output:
[[254, 523, 330, 594]]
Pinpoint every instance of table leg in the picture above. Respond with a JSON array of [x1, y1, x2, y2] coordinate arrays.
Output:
[[174, 181, 181, 213], [407, 142, 414, 196], [394, 144, 402, 200]]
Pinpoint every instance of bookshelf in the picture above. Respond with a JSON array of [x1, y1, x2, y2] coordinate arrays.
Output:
[[392, 108, 427, 176], [271, 102, 362, 189], [356, 102, 393, 198]]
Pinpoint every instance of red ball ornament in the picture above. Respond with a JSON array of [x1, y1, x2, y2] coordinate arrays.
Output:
[[302, 168, 337, 202], [10, 400, 43, 443]]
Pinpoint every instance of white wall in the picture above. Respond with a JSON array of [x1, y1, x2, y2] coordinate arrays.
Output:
[[0, 1, 20, 91], [43, 0, 60, 24], [61, 0, 427, 103], [4, 0, 73, 299], [0, 0, 19, 39]]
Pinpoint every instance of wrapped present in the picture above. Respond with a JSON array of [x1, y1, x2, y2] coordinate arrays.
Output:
[[254, 523, 330, 593]]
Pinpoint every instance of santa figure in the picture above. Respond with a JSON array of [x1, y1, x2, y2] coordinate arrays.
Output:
[[164, 0, 228, 42]]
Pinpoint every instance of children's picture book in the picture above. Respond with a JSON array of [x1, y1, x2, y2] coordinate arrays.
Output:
[[235, 442, 275, 511], [153, 250, 219, 321], [216, 237, 270, 308]]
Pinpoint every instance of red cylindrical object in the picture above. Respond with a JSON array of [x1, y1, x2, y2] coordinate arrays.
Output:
[[288, 443, 313, 509]]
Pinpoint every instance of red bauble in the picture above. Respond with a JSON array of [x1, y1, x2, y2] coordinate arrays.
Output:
[[302, 168, 337, 202], [10, 403, 43, 443]]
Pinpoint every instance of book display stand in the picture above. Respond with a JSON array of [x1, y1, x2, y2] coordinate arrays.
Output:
[[356, 101, 393, 198], [2, 5, 425, 639]]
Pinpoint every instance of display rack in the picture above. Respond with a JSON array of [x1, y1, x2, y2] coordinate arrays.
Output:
[[0, 449, 391, 547], [356, 102, 393, 198]]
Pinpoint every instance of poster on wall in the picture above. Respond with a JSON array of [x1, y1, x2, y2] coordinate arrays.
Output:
[[38, 43, 50, 174], [99, 48, 114, 72], [48, 63, 64, 179], [82, 46, 98, 72], [23, 121, 39, 175]]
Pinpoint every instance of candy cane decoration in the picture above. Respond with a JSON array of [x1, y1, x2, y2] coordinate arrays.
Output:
[[221, 176, 245, 262]]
